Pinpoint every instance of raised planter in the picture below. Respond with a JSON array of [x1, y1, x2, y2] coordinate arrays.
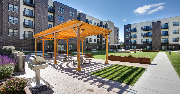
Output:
[[80, 54, 92, 58], [108, 55, 150, 64], [141, 50, 159, 52]]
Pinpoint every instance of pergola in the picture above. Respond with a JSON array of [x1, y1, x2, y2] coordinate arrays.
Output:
[[33, 19, 112, 71]]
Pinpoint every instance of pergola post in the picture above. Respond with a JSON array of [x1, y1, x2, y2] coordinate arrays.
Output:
[[65, 39, 69, 57], [56, 40, 58, 56], [102, 34, 108, 64], [54, 33, 57, 64], [35, 38, 37, 55], [76, 26, 81, 71], [42, 37, 45, 58], [80, 36, 86, 55]]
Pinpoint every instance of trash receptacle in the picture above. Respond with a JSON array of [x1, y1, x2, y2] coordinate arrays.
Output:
[[14, 55, 26, 72]]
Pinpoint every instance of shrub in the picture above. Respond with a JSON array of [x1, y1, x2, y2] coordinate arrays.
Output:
[[139, 56, 144, 58], [0, 55, 17, 79], [127, 54, 133, 57], [0, 77, 27, 93]]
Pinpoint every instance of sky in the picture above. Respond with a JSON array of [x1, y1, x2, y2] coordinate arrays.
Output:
[[56, 0, 180, 42]]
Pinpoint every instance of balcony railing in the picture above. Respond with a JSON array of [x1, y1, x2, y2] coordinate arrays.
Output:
[[143, 41, 152, 44], [23, 11, 34, 18], [143, 35, 152, 37], [143, 26, 151, 31], [132, 41, 136, 44], [131, 35, 137, 38], [23, 0, 34, 7], [48, 7, 54, 13], [161, 40, 169, 44], [161, 34, 169, 36], [161, 24, 168, 29], [23, 22, 34, 29], [132, 28, 137, 32], [24, 34, 33, 39]]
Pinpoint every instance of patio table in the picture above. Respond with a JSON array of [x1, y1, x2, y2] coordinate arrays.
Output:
[[47, 52, 54, 58]]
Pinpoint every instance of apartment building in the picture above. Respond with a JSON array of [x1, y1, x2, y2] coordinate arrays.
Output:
[[84, 13, 120, 50], [124, 16, 180, 50], [0, 0, 119, 51]]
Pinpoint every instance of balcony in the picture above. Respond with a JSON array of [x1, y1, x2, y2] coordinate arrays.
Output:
[[23, 11, 34, 18], [23, 0, 34, 7], [132, 41, 136, 44], [132, 28, 137, 32], [161, 40, 169, 44], [24, 34, 33, 39], [161, 24, 168, 29], [23, 22, 34, 29], [48, 6, 54, 13], [143, 26, 151, 31], [143, 35, 152, 38], [48, 18, 53, 22], [131, 35, 137, 38], [143, 41, 152, 44]]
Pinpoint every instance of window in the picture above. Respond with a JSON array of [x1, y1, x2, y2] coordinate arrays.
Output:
[[89, 38, 92, 42], [58, 16, 64, 22], [59, 7, 64, 13], [14, 5, 18, 12], [48, 15, 53, 21], [90, 20, 92, 24], [103, 40, 105, 43], [9, 29, 13, 36], [126, 28, 130, 32], [141, 39, 143, 43], [97, 23, 99, 26], [48, 24, 52, 29], [141, 33, 143, 36], [9, 29, 18, 36], [24, 31, 33, 38], [173, 22, 179, 26], [8, 4, 13, 11], [173, 38, 179, 42], [94, 22, 96, 25], [14, 17, 18, 24], [9, 16, 13, 23], [94, 39, 96, 42], [24, 8, 33, 17], [70, 11, 74, 17], [14, 30, 18, 36], [24, 19, 33, 28], [8, 4, 18, 12], [126, 34, 130, 38], [132, 46, 136, 49], [97, 39, 99, 43], [162, 31, 168, 36], [126, 46, 130, 49], [86, 19, 89, 23], [126, 40, 130, 43], [173, 30, 179, 34]]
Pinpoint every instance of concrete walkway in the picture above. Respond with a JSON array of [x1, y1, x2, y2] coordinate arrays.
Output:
[[128, 52, 180, 94]]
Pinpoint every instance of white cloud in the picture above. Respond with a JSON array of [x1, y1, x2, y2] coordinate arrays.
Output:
[[123, 18, 127, 21], [133, 2, 165, 15], [147, 6, 164, 14]]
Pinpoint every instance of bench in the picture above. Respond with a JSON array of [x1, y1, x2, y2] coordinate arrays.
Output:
[[92, 49, 96, 51]]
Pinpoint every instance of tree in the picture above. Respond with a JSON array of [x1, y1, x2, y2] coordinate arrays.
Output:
[[121, 43, 124, 49]]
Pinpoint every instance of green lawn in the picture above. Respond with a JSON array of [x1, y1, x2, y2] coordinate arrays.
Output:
[[165, 52, 180, 78], [69, 50, 115, 56], [94, 51, 158, 62], [89, 64, 146, 86]]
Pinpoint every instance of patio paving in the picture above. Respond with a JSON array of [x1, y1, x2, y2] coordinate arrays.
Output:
[[127, 52, 180, 94], [14, 55, 149, 94]]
